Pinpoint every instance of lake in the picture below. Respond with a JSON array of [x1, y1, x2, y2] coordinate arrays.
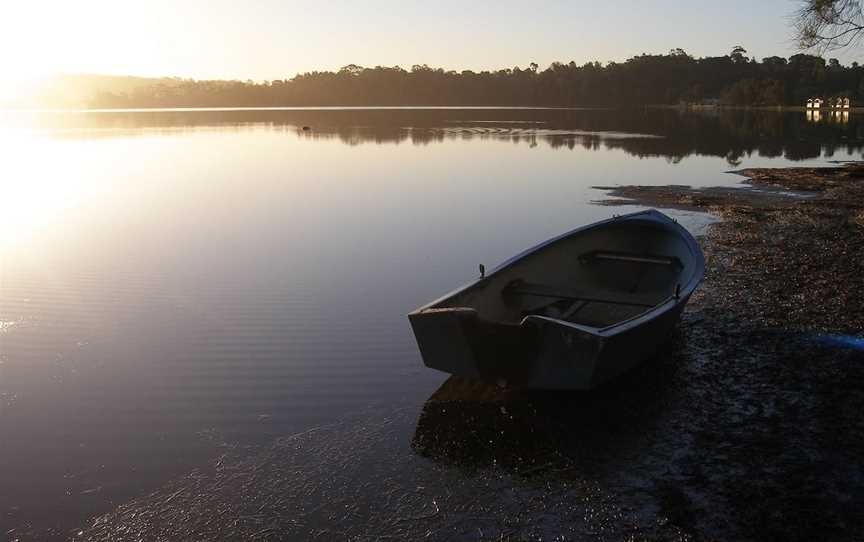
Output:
[[1, 107, 861, 537]]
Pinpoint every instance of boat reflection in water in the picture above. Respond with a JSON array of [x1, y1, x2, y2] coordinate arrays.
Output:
[[411, 338, 683, 475]]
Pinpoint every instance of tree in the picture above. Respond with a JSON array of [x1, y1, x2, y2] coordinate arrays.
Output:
[[730, 45, 748, 63], [795, 0, 864, 51], [339, 64, 364, 76], [763, 56, 789, 69]]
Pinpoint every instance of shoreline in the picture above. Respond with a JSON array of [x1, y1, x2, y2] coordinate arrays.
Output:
[[651, 104, 864, 112], [1, 104, 856, 114], [0, 106, 608, 114]]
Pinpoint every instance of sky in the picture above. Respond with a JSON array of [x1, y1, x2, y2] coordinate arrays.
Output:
[[0, 0, 861, 88]]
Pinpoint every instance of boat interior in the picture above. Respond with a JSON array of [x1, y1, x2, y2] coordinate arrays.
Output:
[[435, 220, 697, 329]]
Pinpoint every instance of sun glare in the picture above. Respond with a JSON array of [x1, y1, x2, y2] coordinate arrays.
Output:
[[0, 1, 177, 105], [0, 129, 91, 248], [0, 76, 47, 105]]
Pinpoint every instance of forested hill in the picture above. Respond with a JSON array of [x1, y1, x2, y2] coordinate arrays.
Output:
[[17, 49, 864, 108]]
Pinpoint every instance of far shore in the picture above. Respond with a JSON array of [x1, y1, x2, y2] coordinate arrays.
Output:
[[0, 104, 858, 114]]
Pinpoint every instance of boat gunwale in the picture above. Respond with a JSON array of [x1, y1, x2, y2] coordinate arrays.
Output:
[[409, 209, 705, 338]]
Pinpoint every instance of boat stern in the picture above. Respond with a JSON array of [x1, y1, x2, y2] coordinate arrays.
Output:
[[408, 307, 483, 379], [408, 307, 540, 384], [409, 308, 608, 390]]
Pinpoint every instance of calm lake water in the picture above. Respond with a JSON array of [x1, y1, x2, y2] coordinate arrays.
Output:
[[1, 107, 862, 536]]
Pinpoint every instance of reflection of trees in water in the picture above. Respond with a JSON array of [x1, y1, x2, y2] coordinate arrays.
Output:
[[18, 108, 864, 162]]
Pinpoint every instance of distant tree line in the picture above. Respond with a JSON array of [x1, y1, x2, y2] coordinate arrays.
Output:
[[82, 48, 864, 108]]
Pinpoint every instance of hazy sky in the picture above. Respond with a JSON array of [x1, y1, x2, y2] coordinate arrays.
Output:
[[2, 0, 860, 84]]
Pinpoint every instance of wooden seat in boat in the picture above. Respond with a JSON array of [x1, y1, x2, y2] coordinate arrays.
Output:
[[502, 280, 662, 308], [578, 250, 682, 268]]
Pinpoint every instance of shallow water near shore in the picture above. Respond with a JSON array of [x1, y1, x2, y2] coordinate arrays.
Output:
[[1, 107, 863, 538]]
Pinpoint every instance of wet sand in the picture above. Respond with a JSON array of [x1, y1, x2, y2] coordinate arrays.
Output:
[[51, 165, 864, 541]]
